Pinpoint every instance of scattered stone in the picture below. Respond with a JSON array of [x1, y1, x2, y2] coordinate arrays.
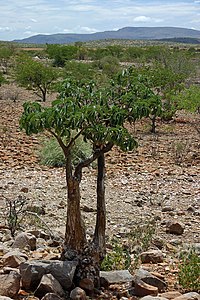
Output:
[[162, 206, 174, 212], [34, 274, 65, 298], [2, 250, 28, 268], [166, 221, 184, 235], [160, 291, 182, 299], [12, 232, 36, 250], [152, 237, 164, 249], [20, 260, 77, 290], [140, 296, 168, 300], [140, 250, 164, 264], [27, 230, 50, 240], [70, 287, 87, 300], [100, 270, 133, 285], [41, 293, 64, 300], [173, 292, 200, 300], [134, 278, 158, 297], [134, 268, 167, 292], [0, 271, 21, 298]]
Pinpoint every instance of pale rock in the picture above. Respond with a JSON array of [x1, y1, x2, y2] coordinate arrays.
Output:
[[34, 274, 65, 298], [140, 250, 164, 264], [70, 287, 87, 300], [0, 297, 14, 300], [173, 292, 200, 300], [160, 291, 182, 299], [12, 232, 36, 250], [0, 271, 21, 298], [140, 296, 168, 300], [100, 270, 133, 286], [41, 293, 64, 300]]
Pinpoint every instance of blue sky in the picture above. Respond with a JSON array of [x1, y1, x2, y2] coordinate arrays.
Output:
[[1, 0, 200, 41]]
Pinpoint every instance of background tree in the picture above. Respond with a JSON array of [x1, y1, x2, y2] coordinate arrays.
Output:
[[0, 44, 15, 74], [15, 55, 58, 101]]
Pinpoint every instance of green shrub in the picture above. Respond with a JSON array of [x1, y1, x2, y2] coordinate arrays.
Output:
[[178, 249, 200, 292], [101, 238, 131, 271], [38, 135, 92, 167]]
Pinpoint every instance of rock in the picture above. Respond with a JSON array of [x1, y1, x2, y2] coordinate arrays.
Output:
[[2, 250, 28, 268], [140, 296, 168, 300], [70, 287, 87, 300], [27, 230, 50, 240], [166, 221, 184, 235], [79, 277, 94, 292], [41, 293, 64, 300], [160, 291, 182, 299], [0, 271, 21, 298], [20, 260, 77, 290], [134, 278, 158, 297], [26, 204, 46, 215], [134, 268, 167, 292], [0, 243, 9, 256], [152, 237, 164, 249], [0, 297, 14, 300], [34, 274, 65, 298], [162, 206, 174, 212], [140, 250, 164, 264], [173, 292, 200, 300], [12, 232, 36, 250], [100, 270, 133, 285]]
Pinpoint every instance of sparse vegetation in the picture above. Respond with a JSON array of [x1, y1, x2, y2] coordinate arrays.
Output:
[[178, 249, 200, 292]]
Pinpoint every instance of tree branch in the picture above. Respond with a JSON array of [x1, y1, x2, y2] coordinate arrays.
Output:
[[74, 142, 113, 182]]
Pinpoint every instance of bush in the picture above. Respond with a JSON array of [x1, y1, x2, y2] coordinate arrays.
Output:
[[178, 249, 200, 292], [38, 135, 92, 167], [101, 238, 131, 271]]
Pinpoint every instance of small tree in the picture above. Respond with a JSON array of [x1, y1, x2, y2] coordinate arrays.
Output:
[[20, 68, 161, 285], [15, 55, 58, 101], [0, 45, 15, 74]]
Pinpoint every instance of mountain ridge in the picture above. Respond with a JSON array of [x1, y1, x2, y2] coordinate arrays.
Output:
[[13, 26, 200, 44]]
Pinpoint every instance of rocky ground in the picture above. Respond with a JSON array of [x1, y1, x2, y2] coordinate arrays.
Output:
[[0, 85, 199, 300]]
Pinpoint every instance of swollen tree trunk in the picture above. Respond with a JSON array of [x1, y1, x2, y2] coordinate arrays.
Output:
[[93, 152, 106, 258], [65, 176, 86, 252], [63, 155, 86, 256]]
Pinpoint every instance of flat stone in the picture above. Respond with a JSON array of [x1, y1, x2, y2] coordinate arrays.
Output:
[[100, 270, 133, 285]]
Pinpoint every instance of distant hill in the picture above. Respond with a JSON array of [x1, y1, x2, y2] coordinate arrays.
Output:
[[13, 27, 200, 44]]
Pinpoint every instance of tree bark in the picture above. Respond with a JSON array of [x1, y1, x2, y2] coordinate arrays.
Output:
[[93, 152, 106, 258], [64, 176, 86, 252]]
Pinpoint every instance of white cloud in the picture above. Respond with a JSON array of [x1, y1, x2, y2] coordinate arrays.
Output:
[[0, 0, 200, 41], [30, 18, 37, 23]]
